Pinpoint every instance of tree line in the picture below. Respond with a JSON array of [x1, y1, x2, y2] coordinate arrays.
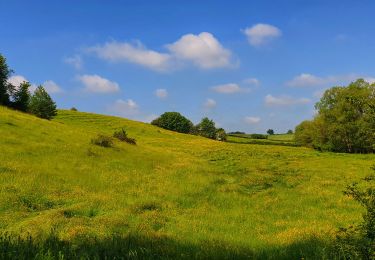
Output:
[[151, 112, 227, 141], [0, 54, 57, 119], [295, 79, 375, 153]]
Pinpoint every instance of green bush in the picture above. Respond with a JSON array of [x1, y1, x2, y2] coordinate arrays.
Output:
[[151, 112, 193, 134], [113, 128, 136, 145], [70, 107, 78, 111], [250, 134, 268, 139], [335, 167, 375, 258], [91, 134, 113, 148], [215, 128, 227, 141]]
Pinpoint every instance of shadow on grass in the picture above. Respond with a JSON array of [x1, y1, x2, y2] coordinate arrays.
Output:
[[0, 232, 337, 259]]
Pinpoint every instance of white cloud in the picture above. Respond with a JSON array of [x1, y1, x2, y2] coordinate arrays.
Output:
[[204, 98, 217, 109], [109, 99, 139, 117], [89, 41, 172, 71], [265, 94, 310, 106], [243, 23, 282, 46], [364, 77, 375, 84], [167, 32, 232, 69], [244, 116, 261, 124], [78, 74, 120, 93], [285, 73, 375, 88], [144, 114, 158, 123], [8, 75, 63, 94], [286, 73, 327, 87], [64, 55, 82, 69], [243, 78, 260, 86], [155, 88, 168, 99], [211, 83, 250, 94], [43, 80, 63, 94]]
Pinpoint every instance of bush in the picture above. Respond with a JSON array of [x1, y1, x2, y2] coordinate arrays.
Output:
[[151, 112, 193, 134], [91, 134, 113, 147], [287, 129, 293, 134], [113, 128, 136, 145], [11, 81, 31, 112], [267, 129, 274, 135], [250, 134, 268, 139], [29, 86, 57, 120], [215, 128, 227, 141], [335, 167, 375, 258], [70, 107, 78, 111]]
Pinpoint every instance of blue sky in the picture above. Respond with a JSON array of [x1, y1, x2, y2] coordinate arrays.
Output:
[[1, 1, 375, 133]]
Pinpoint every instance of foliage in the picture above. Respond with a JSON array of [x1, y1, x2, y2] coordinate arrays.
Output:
[[91, 134, 114, 147], [215, 128, 227, 141], [151, 112, 193, 134], [113, 128, 137, 145], [295, 79, 375, 153], [0, 54, 13, 106], [196, 117, 216, 139], [287, 129, 293, 134], [70, 107, 78, 111], [335, 167, 375, 258], [11, 81, 31, 112], [228, 131, 245, 135], [29, 86, 57, 120], [267, 129, 274, 135], [250, 134, 268, 139]]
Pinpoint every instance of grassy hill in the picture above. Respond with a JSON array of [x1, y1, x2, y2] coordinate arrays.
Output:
[[0, 106, 374, 259]]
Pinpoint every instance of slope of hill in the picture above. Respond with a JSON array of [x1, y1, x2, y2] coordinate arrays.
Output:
[[0, 106, 374, 258]]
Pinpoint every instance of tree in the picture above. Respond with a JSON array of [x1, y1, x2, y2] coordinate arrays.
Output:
[[0, 54, 13, 106], [267, 129, 274, 135], [29, 86, 57, 119], [12, 81, 31, 112], [296, 79, 375, 153], [287, 129, 293, 134], [151, 112, 193, 133], [196, 117, 217, 139]]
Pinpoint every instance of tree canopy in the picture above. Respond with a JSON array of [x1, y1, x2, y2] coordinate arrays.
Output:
[[295, 79, 375, 153], [151, 112, 193, 134]]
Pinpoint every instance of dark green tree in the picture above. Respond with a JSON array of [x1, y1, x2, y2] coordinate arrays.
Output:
[[197, 117, 216, 139], [267, 129, 274, 135], [29, 86, 57, 119], [215, 128, 227, 141], [151, 112, 193, 133], [12, 81, 31, 112], [0, 54, 13, 106], [287, 129, 293, 134]]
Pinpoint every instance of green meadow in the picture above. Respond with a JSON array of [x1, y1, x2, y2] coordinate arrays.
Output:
[[0, 106, 374, 259]]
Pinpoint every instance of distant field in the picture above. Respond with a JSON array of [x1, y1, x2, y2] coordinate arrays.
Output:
[[0, 106, 374, 258]]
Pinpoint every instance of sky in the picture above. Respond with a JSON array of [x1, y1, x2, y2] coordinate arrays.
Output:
[[1, 0, 375, 133]]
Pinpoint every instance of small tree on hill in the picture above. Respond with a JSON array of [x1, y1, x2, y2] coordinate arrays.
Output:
[[287, 129, 293, 134], [215, 128, 227, 141], [12, 81, 31, 112], [151, 112, 193, 133], [197, 117, 216, 139], [0, 54, 13, 106], [29, 86, 57, 119], [267, 129, 274, 135]]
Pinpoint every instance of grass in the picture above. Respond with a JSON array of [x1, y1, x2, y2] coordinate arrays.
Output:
[[0, 106, 374, 258]]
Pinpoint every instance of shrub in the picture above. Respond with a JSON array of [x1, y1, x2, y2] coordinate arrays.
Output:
[[151, 112, 193, 134], [113, 128, 136, 145], [335, 167, 375, 258], [70, 107, 78, 111], [267, 129, 274, 135], [215, 128, 227, 141], [29, 86, 57, 120], [91, 134, 113, 147], [287, 129, 293, 134], [250, 134, 268, 139]]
